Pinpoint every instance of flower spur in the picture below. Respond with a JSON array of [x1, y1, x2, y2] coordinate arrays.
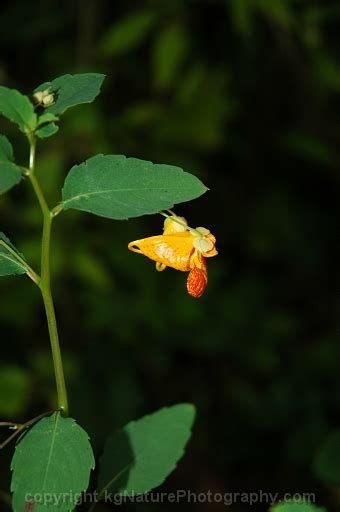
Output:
[[128, 211, 217, 298]]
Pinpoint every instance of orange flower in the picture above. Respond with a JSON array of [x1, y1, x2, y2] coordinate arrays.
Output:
[[128, 212, 217, 298]]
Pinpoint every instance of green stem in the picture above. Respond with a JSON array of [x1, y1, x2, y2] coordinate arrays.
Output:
[[27, 134, 69, 415], [51, 203, 64, 218]]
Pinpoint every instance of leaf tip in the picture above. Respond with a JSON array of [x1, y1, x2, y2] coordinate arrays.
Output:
[[180, 402, 196, 423]]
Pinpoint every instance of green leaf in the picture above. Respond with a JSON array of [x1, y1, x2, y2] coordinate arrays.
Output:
[[152, 23, 188, 90], [36, 122, 59, 139], [97, 403, 195, 497], [0, 86, 37, 132], [37, 112, 60, 124], [99, 9, 158, 57], [270, 500, 327, 512], [34, 73, 105, 115], [0, 160, 20, 194], [35, 112, 60, 138], [0, 233, 27, 276], [313, 430, 340, 484], [11, 411, 95, 512], [0, 134, 13, 160], [61, 154, 208, 220], [0, 135, 22, 194]]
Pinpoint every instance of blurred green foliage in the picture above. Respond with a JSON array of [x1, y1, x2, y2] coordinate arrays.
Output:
[[271, 501, 327, 512], [1, 0, 340, 510]]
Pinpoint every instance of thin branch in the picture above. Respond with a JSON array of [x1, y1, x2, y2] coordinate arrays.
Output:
[[0, 410, 54, 451], [0, 422, 20, 428]]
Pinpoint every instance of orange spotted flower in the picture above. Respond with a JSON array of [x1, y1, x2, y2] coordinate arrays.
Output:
[[128, 211, 218, 298]]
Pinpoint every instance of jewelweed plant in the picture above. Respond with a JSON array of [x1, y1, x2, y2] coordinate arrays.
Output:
[[0, 73, 209, 511]]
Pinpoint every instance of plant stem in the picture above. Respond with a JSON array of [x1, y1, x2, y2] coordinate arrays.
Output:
[[27, 134, 69, 415], [40, 215, 68, 414]]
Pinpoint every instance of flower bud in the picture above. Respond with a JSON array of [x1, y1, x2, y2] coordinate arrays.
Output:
[[33, 91, 44, 104], [42, 93, 55, 106], [33, 88, 55, 107]]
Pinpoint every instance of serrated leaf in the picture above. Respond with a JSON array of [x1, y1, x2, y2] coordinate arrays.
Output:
[[313, 430, 340, 484], [98, 403, 195, 497], [0, 233, 26, 276], [34, 73, 105, 115], [0, 86, 37, 132], [61, 154, 208, 220], [0, 135, 22, 193], [11, 411, 95, 512], [36, 122, 59, 139], [99, 10, 158, 57], [270, 500, 326, 512]]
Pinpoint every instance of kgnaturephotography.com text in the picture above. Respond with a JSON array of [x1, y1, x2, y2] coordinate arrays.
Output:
[[24, 490, 316, 507]]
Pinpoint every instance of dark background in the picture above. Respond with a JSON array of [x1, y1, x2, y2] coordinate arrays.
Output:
[[1, 0, 340, 510]]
